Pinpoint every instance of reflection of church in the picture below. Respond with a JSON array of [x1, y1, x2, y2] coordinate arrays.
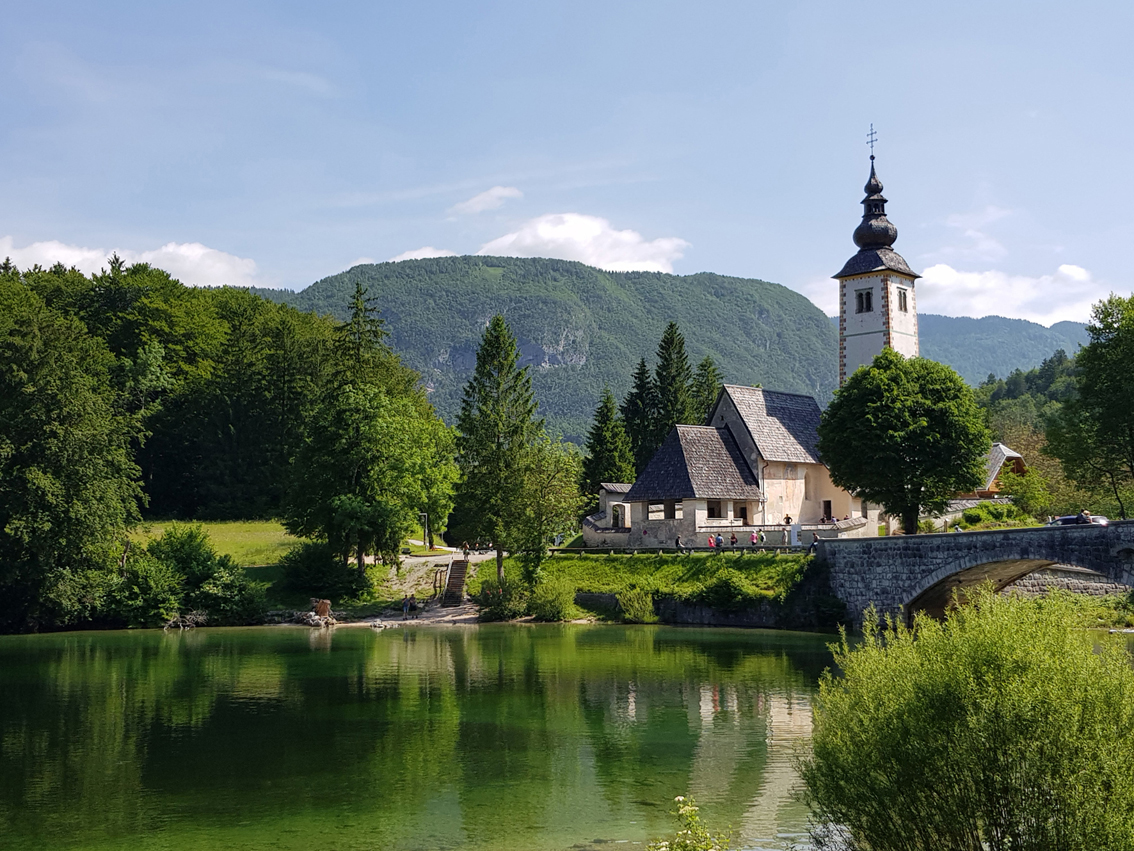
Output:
[[583, 156, 928, 547]]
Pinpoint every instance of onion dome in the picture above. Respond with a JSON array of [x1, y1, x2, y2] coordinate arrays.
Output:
[[834, 157, 919, 280]]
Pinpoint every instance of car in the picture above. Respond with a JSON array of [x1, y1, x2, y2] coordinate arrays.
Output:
[[1046, 514, 1109, 527]]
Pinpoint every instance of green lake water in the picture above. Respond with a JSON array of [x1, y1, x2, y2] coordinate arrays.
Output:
[[0, 624, 834, 851]]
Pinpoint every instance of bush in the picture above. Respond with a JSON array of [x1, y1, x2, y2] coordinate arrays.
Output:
[[958, 501, 1035, 530], [528, 577, 577, 622], [647, 796, 730, 851], [188, 564, 267, 625], [799, 589, 1134, 850], [279, 541, 368, 600], [474, 577, 529, 622], [105, 551, 183, 628], [616, 586, 657, 623]]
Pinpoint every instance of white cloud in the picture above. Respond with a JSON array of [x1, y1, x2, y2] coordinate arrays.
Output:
[[388, 246, 459, 262], [918, 263, 1103, 325], [448, 186, 523, 216], [0, 236, 259, 287], [923, 205, 1012, 264], [477, 213, 689, 273]]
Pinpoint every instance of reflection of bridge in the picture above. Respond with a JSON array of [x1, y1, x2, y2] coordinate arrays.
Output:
[[818, 521, 1134, 625]]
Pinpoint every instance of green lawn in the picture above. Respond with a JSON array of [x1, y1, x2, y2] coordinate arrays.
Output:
[[132, 520, 299, 566]]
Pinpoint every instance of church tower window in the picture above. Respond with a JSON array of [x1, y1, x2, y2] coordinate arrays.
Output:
[[898, 288, 908, 312], [855, 289, 873, 313]]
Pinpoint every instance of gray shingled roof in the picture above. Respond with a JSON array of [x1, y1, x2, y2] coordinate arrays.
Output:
[[834, 247, 920, 280], [625, 426, 763, 502], [722, 385, 823, 464], [599, 482, 633, 494], [983, 442, 1024, 491]]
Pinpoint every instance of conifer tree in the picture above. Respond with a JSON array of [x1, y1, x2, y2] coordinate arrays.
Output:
[[582, 387, 635, 502], [690, 355, 725, 424], [453, 315, 544, 580], [621, 357, 658, 475], [652, 321, 693, 449]]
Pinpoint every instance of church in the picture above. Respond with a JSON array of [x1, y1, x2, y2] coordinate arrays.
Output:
[[583, 155, 919, 548]]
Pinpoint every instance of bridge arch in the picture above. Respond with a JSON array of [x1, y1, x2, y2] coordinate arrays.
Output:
[[818, 521, 1134, 627]]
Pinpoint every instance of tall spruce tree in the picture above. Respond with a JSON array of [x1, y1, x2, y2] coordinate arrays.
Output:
[[621, 358, 658, 475], [453, 315, 543, 580], [653, 321, 694, 449], [690, 355, 725, 424], [582, 387, 635, 503]]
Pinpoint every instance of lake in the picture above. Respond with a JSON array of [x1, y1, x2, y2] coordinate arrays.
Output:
[[0, 624, 834, 851]]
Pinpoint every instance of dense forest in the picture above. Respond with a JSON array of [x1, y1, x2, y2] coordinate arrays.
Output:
[[256, 256, 1089, 438], [253, 256, 840, 439]]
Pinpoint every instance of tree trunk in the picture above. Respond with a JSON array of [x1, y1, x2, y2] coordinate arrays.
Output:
[[496, 546, 504, 582], [357, 541, 366, 576], [903, 507, 920, 535]]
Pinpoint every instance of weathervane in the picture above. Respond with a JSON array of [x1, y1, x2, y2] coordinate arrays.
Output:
[[867, 124, 877, 160]]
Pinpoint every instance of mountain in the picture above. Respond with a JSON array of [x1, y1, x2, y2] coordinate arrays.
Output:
[[252, 256, 839, 439], [918, 315, 1088, 385], [254, 256, 1089, 438]]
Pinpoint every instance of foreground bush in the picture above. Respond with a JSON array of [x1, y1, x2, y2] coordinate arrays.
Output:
[[799, 589, 1134, 850], [647, 796, 730, 851]]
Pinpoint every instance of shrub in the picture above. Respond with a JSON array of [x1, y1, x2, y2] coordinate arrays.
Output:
[[146, 524, 222, 587], [799, 589, 1134, 851], [528, 577, 577, 622], [647, 796, 730, 851], [958, 501, 1035, 530], [105, 551, 183, 628], [279, 541, 368, 600], [188, 564, 267, 625], [474, 577, 529, 622], [616, 586, 657, 623]]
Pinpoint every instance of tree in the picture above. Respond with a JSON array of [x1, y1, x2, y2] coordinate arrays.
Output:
[[582, 387, 635, 504], [621, 358, 657, 475], [818, 349, 990, 534], [512, 435, 585, 584], [652, 321, 693, 448], [0, 286, 143, 631], [453, 315, 544, 580], [1046, 294, 1134, 518], [689, 355, 724, 424], [800, 590, 1134, 851]]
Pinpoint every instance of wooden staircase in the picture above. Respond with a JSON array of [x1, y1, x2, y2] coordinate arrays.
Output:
[[441, 560, 470, 607]]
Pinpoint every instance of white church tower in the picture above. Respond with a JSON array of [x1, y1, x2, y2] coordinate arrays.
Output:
[[834, 154, 920, 385]]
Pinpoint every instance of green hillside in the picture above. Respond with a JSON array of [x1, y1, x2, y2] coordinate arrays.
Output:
[[918, 315, 1088, 385], [254, 256, 839, 439]]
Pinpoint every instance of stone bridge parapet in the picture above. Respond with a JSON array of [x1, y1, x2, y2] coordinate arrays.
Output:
[[816, 521, 1134, 626]]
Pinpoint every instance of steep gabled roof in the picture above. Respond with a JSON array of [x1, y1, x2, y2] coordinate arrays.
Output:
[[719, 385, 822, 464], [983, 442, 1024, 491], [625, 425, 762, 502]]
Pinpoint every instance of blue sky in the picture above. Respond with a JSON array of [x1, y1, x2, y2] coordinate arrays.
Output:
[[2, 1, 1131, 324]]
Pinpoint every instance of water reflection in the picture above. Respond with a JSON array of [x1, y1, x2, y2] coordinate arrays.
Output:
[[0, 625, 833, 851]]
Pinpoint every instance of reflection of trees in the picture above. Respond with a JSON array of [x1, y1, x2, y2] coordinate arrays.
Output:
[[0, 624, 829, 851]]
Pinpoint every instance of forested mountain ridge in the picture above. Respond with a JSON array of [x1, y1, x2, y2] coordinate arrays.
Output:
[[253, 256, 839, 439], [255, 256, 1090, 438]]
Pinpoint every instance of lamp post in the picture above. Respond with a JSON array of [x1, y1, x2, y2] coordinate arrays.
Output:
[[419, 512, 429, 550]]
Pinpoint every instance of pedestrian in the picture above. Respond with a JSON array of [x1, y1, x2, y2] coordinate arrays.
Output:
[[715, 533, 724, 551], [729, 532, 737, 550], [707, 534, 715, 549], [675, 534, 684, 554], [409, 594, 419, 619], [461, 541, 471, 560], [401, 595, 409, 620], [750, 530, 758, 548]]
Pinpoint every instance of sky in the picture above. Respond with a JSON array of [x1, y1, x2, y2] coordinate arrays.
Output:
[[2, 1, 1132, 325]]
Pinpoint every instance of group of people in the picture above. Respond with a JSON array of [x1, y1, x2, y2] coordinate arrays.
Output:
[[401, 594, 420, 620], [673, 530, 771, 553]]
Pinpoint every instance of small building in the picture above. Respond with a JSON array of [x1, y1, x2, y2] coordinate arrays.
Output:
[[580, 483, 634, 547], [605, 385, 880, 548], [963, 442, 1027, 499]]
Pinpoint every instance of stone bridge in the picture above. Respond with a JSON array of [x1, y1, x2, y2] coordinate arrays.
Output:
[[816, 520, 1134, 626]]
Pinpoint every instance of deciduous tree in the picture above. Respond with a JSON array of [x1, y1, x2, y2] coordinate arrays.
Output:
[[818, 349, 989, 534]]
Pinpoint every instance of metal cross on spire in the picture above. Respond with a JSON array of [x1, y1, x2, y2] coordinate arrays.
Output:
[[867, 124, 877, 160]]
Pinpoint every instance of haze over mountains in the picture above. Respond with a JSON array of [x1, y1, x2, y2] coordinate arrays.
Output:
[[253, 256, 1087, 440]]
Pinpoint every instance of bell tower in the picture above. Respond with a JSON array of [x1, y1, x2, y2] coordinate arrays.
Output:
[[834, 149, 920, 385]]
